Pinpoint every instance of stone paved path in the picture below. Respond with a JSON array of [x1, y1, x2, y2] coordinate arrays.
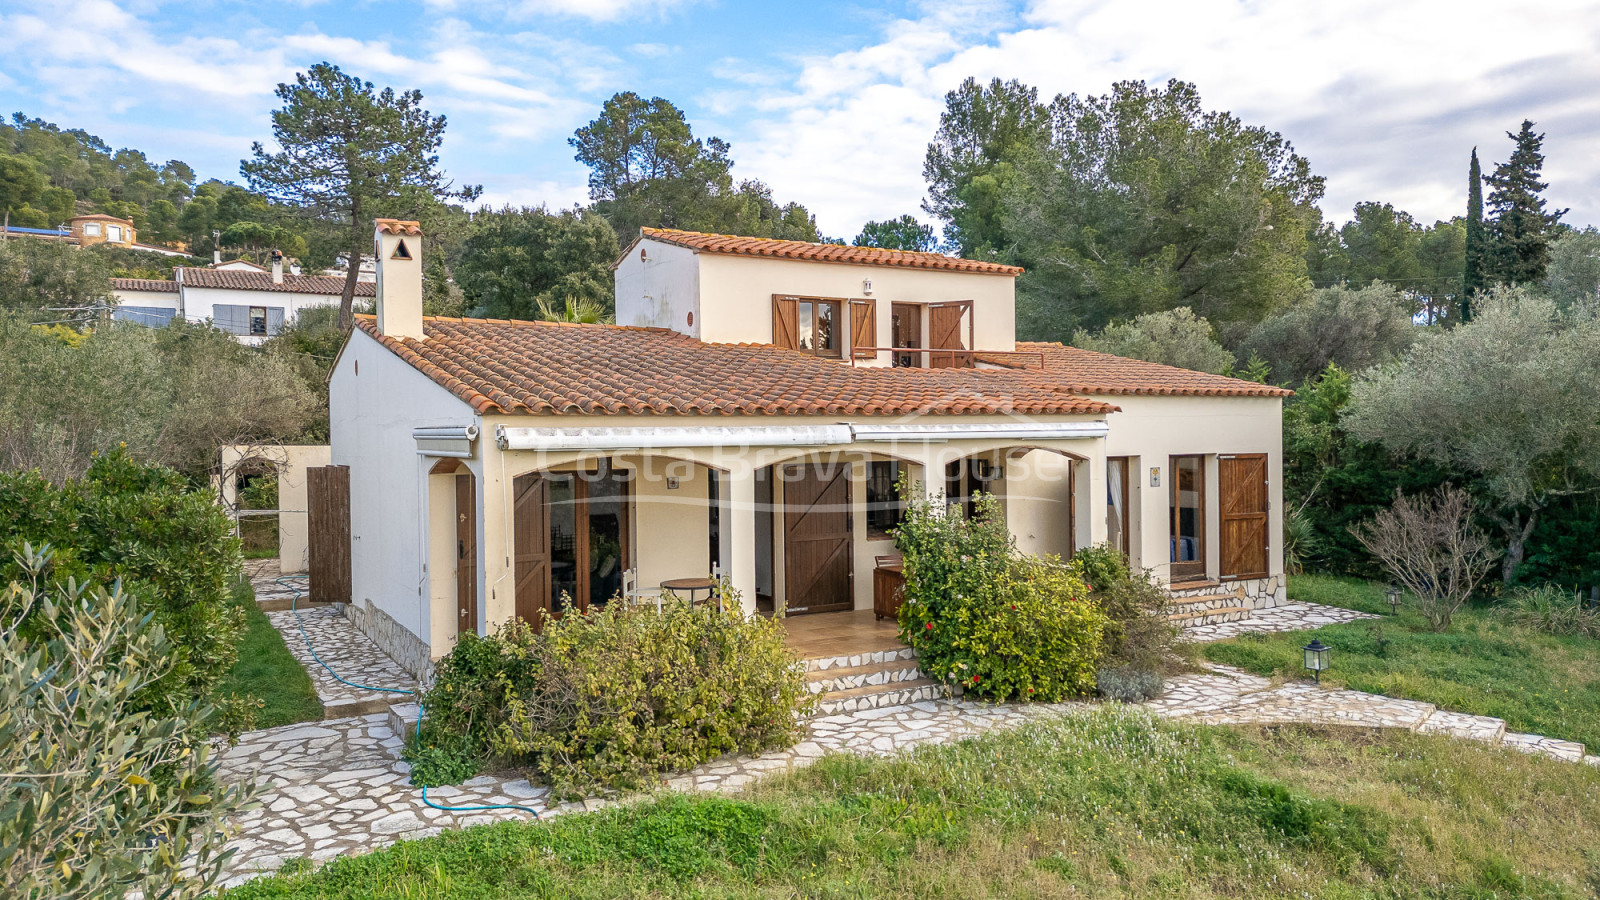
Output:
[[268, 606, 417, 717], [214, 581, 1587, 888], [1182, 601, 1377, 641]]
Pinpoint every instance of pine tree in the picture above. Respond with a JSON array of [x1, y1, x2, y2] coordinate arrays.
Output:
[[1462, 148, 1484, 322], [1483, 120, 1566, 287]]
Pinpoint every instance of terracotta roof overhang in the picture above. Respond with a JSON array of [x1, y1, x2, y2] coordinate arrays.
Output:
[[177, 267, 377, 296], [976, 342, 1294, 398], [352, 315, 1117, 419], [495, 420, 1109, 452], [620, 227, 1025, 276], [111, 277, 179, 293], [375, 219, 423, 235]]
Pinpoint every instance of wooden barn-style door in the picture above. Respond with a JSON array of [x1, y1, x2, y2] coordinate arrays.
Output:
[[927, 301, 972, 368], [782, 462, 853, 615], [306, 465, 351, 603], [512, 472, 551, 629], [1219, 454, 1270, 581], [455, 473, 478, 637]]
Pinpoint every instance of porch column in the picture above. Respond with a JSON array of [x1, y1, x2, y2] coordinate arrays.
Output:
[[723, 471, 758, 615]]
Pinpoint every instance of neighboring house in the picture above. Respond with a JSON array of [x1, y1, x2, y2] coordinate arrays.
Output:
[[110, 257, 374, 345], [1, 213, 186, 256], [327, 221, 1291, 679]]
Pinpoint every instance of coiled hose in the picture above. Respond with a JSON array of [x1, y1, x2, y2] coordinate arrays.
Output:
[[275, 575, 540, 818]]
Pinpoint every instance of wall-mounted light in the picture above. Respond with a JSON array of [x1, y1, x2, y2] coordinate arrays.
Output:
[[862, 277, 873, 295], [666, 476, 681, 490]]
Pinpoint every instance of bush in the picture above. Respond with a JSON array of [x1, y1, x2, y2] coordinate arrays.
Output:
[[1070, 543, 1179, 675], [1351, 486, 1496, 632], [0, 448, 246, 720], [0, 548, 255, 899], [1503, 584, 1600, 638], [409, 590, 813, 799], [896, 491, 1108, 701], [1095, 665, 1165, 703]]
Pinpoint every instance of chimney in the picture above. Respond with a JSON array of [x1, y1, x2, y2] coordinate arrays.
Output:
[[213, 248, 222, 265], [373, 219, 424, 340], [270, 249, 284, 284]]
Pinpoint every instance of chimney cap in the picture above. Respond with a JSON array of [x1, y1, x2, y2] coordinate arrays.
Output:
[[375, 219, 423, 236]]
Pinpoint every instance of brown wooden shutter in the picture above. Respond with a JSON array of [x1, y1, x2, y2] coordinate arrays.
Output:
[[849, 298, 876, 359], [1219, 454, 1270, 580], [928, 302, 970, 368], [512, 472, 551, 629], [455, 473, 478, 638], [307, 465, 351, 603], [772, 295, 799, 350]]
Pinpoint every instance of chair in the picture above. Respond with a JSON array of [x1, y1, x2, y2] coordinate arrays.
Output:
[[621, 567, 662, 611]]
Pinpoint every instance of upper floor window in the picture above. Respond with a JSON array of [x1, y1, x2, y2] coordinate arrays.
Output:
[[107, 225, 122, 241], [83, 223, 101, 236], [772, 295, 841, 358]]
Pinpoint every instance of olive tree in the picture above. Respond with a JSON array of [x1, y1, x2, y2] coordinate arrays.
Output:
[[1071, 307, 1234, 374], [1345, 287, 1600, 581], [1238, 281, 1418, 386]]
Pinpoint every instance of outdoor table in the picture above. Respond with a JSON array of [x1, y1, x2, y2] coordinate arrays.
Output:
[[659, 576, 718, 608]]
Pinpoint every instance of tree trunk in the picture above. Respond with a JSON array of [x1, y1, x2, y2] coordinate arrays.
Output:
[[339, 208, 365, 333], [1496, 510, 1540, 584]]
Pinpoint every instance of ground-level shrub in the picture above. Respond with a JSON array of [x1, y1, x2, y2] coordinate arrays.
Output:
[[896, 491, 1107, 702], [1504, 583, 1600, 638], [0, 448, 246, 721], [1096, 665, 1164, 702], [0, 551, 255, 899], [409, 591, 813, 798], [1071, 543, 1179, 676]]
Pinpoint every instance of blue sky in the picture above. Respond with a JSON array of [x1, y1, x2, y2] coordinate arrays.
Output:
[[4, 0, 1599, 238]]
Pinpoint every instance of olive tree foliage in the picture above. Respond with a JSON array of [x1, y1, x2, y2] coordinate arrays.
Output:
[[0, 237, 113, 317], [0, 316, 318, 481], [1004, 79, 1324, 339], [1071, 307, 1234, 374], [1546, 227, 1600, 308], [1238, 281, 1419, 386], [1345, 287, 1600, 581], [0, 546, 256, 899], [1351, 486, 1496, 632]]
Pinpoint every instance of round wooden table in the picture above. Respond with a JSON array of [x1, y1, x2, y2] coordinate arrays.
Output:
[[659, 576, 718, 607]]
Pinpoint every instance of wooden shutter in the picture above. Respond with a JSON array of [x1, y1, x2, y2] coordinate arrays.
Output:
[[306, 465, 351, 603], [212, 304, 248, 335], [1219, 454, 1270, 580], [849, 298, 876, 359], [772, 295, 799, 350], [928, 302, 969, 368], [266, 307, 286, 335], [512, 472, 551, 629], [456, 473, 478, 638]]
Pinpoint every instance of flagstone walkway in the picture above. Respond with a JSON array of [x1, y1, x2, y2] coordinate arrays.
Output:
[[213, 574, 1590, 888]]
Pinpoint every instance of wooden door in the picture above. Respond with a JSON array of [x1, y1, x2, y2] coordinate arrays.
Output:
[[455, 473, 478, 637], [1219, 454, 1269, 580], [512, 472, 551, 629], [782, 463, 853, 615], [306, 465, 351, 603], [891, 303, 922, 367], [849, 298, 877, 359], [928, 302, 971, 368]]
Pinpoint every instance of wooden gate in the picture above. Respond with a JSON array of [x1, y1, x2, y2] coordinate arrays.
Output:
[[306, 465, 351, 603], [512, 472, 551, 628], [455, 473, 478, 637], [1219, 454, 1269, 580], [783, 462, 853, 614]]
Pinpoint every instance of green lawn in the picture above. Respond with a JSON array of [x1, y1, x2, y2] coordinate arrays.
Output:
[[1203, 574, 1600, 748], [223, 708, 1600, 898], [213, 577, 322, 729]]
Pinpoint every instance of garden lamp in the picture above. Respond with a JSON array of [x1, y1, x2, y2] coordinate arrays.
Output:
[[1302, 638, 1331, 683], [1386, 585, 1401, 615]]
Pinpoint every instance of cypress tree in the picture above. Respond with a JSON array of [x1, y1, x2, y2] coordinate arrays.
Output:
[[1483, 120, 1566, 287], [1462, 148, 1484, 322]]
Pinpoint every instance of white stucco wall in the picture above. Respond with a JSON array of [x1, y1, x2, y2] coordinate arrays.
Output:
[[180, 285, 340, 345], [111, 288, 180, 311], [329, 328, 479, 651], [613, 240, 701, 334]]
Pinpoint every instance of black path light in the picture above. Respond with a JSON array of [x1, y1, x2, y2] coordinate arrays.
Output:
[[1386, 585, 1402, 615], [1302, 638, 1331, 683]]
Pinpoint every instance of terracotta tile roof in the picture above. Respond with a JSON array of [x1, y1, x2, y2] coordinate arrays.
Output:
[[375, 219, 422, 235], [976, 342, 1293, 397], [111, 277, 178, 293], [69, 213, 135, 224], [634, 228, 1025, 276], [353, 315, 1116, 418], [177, 267, 376, 296]]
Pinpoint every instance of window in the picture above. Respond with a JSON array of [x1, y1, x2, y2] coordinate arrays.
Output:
[[865, 460, 906, 537], [249, 306, 267, 336], [1107, 457, 1131, 557], [107, 225, 122, 242], [796, 299, 839, 356], [891, 303, 922, 367], [1169, 455, 1207, 581], [83, 223, 101, 236]]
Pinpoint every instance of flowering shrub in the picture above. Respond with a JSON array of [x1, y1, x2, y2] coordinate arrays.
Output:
[[409, 586, 813, 798], [896, 490, 1107, 702]]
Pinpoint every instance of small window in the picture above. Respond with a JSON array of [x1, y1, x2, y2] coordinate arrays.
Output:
[[865, 460, 906, 537], [107, 225, 122, 241], [249, 306, 267, 336], [796, 299, 840, 357], [83, 223, 101, 236]]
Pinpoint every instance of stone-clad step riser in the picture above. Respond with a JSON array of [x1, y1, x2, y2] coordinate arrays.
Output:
[[817, 682, 943, 715], [1170, 609, 1253, 628], [806, 664, 923, 694], [805, 647, 916, 673]]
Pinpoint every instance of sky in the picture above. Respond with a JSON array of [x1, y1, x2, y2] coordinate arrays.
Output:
[[3, 0, 1599, 240]]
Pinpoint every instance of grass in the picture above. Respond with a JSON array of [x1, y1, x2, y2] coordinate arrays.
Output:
[[213, 577, 322, 729], [222, 708, 1600, 898], [1203, 574, 1600, 749]]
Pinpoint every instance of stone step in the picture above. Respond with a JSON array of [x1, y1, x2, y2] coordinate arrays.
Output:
[[1417, 709, 1506, 743], [1168, 606, 1252, 626], [1165, 580, 1224, 597], [256, 597, 338, 613], [805, 658, 922, 694], [1502, 731, 1587, 762], [804, 646, 916, 674], [387, 702, 422, 739], [816, 678, 942, 716]]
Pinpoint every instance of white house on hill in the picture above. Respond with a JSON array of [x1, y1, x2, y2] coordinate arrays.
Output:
[[112, 256, 375, 345]]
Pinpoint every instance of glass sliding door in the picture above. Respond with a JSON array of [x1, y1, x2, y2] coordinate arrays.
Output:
[[1169, 455, 1207, 582], [548, 474, 580, 615], [547, 461, 632, 616]]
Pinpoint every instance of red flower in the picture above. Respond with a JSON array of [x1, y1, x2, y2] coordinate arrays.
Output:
[[972, 675, 980, 684], [1027, 687, 1034, 693], [924, 621, 934, 630], [1010, 604, 1017, 611]]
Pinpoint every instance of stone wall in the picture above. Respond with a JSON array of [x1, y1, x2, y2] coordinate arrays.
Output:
[[340, 599, 435, 685], [1166, 575, 1287, 610]]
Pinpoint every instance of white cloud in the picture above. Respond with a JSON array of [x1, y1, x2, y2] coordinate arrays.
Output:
[[424, 0, 701, 22]]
